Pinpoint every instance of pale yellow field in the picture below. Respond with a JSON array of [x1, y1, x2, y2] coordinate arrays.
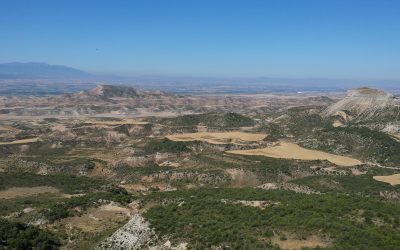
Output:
[[227, 142, 361, 167], [0, 186, 60, 199], [0, 125, 19, 131], [84, 119, 148, 125], [392, 133, 400, 140], [271, 234, 330, 250], [166, 132, 266, 145], [0, 137, 40, 145], [373, 174, 400, 186], [332, 120, 344, 127], [57, 204, 131, 233]]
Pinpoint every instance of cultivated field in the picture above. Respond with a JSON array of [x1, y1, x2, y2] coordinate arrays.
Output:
[[227, 142, 362, 166], [392, 133, 400, 141], [84, 119, 148, 125], [0, 125, 19, 131], [0, 186, 60, 199], [166, 132, 266, 144], [271, 234, 330, 250], [0, 137, 40, 145], [373, 174, 400, 186]]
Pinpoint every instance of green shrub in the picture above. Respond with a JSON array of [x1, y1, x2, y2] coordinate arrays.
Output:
[[0, 219, 60, 249], [144, 188, 400, 249], [320, 126, 400, 164], [0, 172, 106, 194], [144, 138, 190, 154]]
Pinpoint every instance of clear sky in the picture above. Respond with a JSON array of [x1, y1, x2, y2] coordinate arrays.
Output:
[[1, 0, 400, 80]]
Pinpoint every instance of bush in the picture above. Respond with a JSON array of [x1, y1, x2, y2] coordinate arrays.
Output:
[[0, 219, 60, 249], [144, 138, 190, 154]]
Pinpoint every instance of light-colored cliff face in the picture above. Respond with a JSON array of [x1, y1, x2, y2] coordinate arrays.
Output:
[[95, 214, 157, 250], [323, 87, 399, 121]]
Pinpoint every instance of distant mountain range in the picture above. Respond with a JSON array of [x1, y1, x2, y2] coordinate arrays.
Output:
[[0, 62, 92, 79], [0, 62, 399, 95]]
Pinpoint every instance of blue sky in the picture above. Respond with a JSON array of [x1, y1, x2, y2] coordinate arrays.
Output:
[[1, 0, 400, 80]]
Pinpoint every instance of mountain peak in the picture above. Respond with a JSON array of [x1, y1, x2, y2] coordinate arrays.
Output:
[[0, 62, 91, 78], [324, 87, 398, 120], [87, 85, 139, 98], [350, 87, 393, 97]]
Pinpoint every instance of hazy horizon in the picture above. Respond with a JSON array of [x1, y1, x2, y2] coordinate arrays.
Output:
[[2, 0, 400, 81]]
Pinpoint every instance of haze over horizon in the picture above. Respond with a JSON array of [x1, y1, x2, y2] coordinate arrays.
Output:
[[1, 0, 400, 82]]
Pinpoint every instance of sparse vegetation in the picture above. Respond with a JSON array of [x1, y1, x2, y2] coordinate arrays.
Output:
[[41, 186, 133, 222]]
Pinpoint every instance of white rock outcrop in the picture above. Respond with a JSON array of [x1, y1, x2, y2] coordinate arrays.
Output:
[[323, 87, 398, 120], [95, 214, 157, 250]]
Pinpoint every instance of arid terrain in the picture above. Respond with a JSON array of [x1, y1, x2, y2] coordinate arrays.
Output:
[[1, 85, 400, 249]]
